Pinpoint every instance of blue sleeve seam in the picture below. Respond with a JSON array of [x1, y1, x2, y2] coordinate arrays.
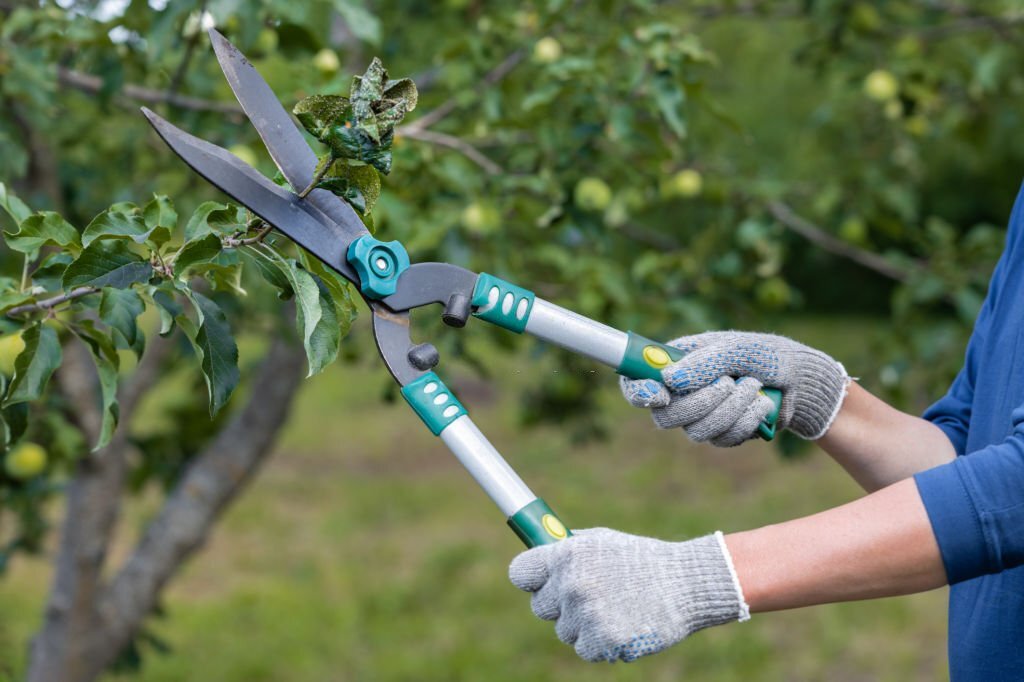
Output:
[[952, 458, 999, 572]]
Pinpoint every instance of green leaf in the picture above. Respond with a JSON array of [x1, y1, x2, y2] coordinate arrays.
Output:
[[268, 251, 339, 376], [652, 73, 687, 139], [99, 287, 145, 349], [0, 183, 32, 230], [323, 125, 393, 175], [184, 202, 241, 241], [384, 77, 418, 113], [294, 95, 350, 141], [4, 324, 61, 407], [173, 234, 222, 277], [351, 57, 387, 129], [329, 1, 380, 45], [143, 194, 177, 232], [181, 291, 239, 416], [82, 207, 160, 247], [149, 287, 182, 336], [243, 249, 293, 299], [315, 161, 381, 214], [30, 252, 74, 291], [71, 321, 120, 450], [303, 251, 359, 340], [3, 401, 28, 447], [5, 212, 81, 254], [0, 290, 35, 314], [63, 241, 153, 290]]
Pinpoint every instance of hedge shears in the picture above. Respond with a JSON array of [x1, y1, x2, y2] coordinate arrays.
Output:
[[143, 31, 782, 548]]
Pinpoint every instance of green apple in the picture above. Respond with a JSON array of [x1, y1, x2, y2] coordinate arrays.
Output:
[[755, 277, 792, 308], [664, 169, 703, 198], [863, 69, 899, 102], [574, 177, 612, 211], [460, 202, 501, 235], [533, 37, 562, 64], [313, 48, 341, 74], [5, 442, 47, 480]]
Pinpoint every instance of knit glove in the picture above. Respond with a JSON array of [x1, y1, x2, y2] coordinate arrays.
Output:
[[620, 331, 849, 445], [508, 528, 749, 663]]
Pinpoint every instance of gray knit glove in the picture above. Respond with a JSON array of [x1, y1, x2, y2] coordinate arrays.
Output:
[[620, 331, 849, 445], [509, 528, 749, 663]]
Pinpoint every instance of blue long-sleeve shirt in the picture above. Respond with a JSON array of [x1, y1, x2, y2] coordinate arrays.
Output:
[[914, 181, 1024, 680]]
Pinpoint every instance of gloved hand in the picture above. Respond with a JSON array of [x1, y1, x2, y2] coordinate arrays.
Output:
[[508, 528, 749, 663], [620, 331, 849, 445]]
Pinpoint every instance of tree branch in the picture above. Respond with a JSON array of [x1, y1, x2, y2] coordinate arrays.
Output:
[[56, 67, 243, 115], [82, 334, 306, 680], [5, 287, 98, 318], [766, 200, 916, 282], [396, 128, 503, 175], [166, 0, 208, 98], [403, 49, 525, 133]]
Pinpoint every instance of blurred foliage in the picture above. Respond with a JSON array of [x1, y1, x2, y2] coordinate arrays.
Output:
[[1, 0, 1023, 673]]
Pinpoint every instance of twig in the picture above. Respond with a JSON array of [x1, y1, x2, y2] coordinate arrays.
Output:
[[766, 200, 915, 282], [57, 67, 242, 115], [397, 128, 503, 175], [5, 286, 99, 317], [223, 223, 273, 247], [403, 49, 525, 133], [166, 0, 208, 98]]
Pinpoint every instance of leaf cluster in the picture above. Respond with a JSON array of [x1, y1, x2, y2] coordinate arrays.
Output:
[[293, 57, 418, 213]]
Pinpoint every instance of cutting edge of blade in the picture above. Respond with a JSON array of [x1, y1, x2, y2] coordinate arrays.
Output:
[[140, 106, 361, 284], [206, 28, 369, 243]]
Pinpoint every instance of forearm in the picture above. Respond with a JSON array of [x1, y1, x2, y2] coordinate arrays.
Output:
[[725, 477, 946, 612], [816, 382, 956, 491]]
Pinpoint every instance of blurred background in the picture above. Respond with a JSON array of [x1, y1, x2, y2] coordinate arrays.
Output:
[[3, 0, 1024, 679]]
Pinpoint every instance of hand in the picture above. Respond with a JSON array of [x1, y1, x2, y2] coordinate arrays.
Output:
[[620, 331, 849, 444], [508, 528, 748, 663]]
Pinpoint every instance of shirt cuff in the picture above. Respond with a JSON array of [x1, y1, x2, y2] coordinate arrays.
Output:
[[914, 460, 991, 584]]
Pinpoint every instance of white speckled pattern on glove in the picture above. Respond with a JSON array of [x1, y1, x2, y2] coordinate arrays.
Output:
[[620, 331, 849, 444], [509, 528, 749, 663]]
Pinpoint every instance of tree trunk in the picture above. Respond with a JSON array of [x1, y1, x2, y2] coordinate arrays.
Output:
[[26, 335, 306, 682]]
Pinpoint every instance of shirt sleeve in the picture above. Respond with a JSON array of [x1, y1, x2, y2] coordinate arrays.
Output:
[[915, 410, 1024, 583]]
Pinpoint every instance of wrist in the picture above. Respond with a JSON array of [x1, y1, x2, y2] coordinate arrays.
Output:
[[713, 530, 751, 622]]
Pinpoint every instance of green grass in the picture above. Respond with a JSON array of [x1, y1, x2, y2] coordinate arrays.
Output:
[[0, 317, 947, 680]]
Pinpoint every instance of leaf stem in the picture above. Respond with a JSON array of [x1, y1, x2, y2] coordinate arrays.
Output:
[[20, 255, 29, 293], [298, 160, 333, 199]]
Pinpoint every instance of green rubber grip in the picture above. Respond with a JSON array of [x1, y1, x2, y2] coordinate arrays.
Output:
[[471, 273, 535, 333], [618, 332, 783, 442], [401, 372, 468, 436], [508, 498, 572, 547], [758, 387, 783, 440]]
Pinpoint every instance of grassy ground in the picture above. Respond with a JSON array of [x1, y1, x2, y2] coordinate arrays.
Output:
[[0, 317, 948, 680]]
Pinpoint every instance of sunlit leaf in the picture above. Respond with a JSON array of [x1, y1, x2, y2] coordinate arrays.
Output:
[[5, 212, 80, 254], [4, 324, 61, 407]]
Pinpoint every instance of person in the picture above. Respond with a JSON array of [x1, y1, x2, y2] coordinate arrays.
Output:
[[508, 183, 1024, 679]]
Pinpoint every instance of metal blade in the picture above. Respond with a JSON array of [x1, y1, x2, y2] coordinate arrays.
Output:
[[207, 28, 368, 243], [141, 107, 359, 284]]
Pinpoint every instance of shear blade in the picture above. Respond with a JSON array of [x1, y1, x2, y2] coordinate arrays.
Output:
[[141, 107, 358, 284], [207, 28, 367, 243]]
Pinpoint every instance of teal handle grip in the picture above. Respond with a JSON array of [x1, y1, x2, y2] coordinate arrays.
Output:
[[618, 332, 783, 442], [471, 273, 535, 333], [508, 498, 573, 547]]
